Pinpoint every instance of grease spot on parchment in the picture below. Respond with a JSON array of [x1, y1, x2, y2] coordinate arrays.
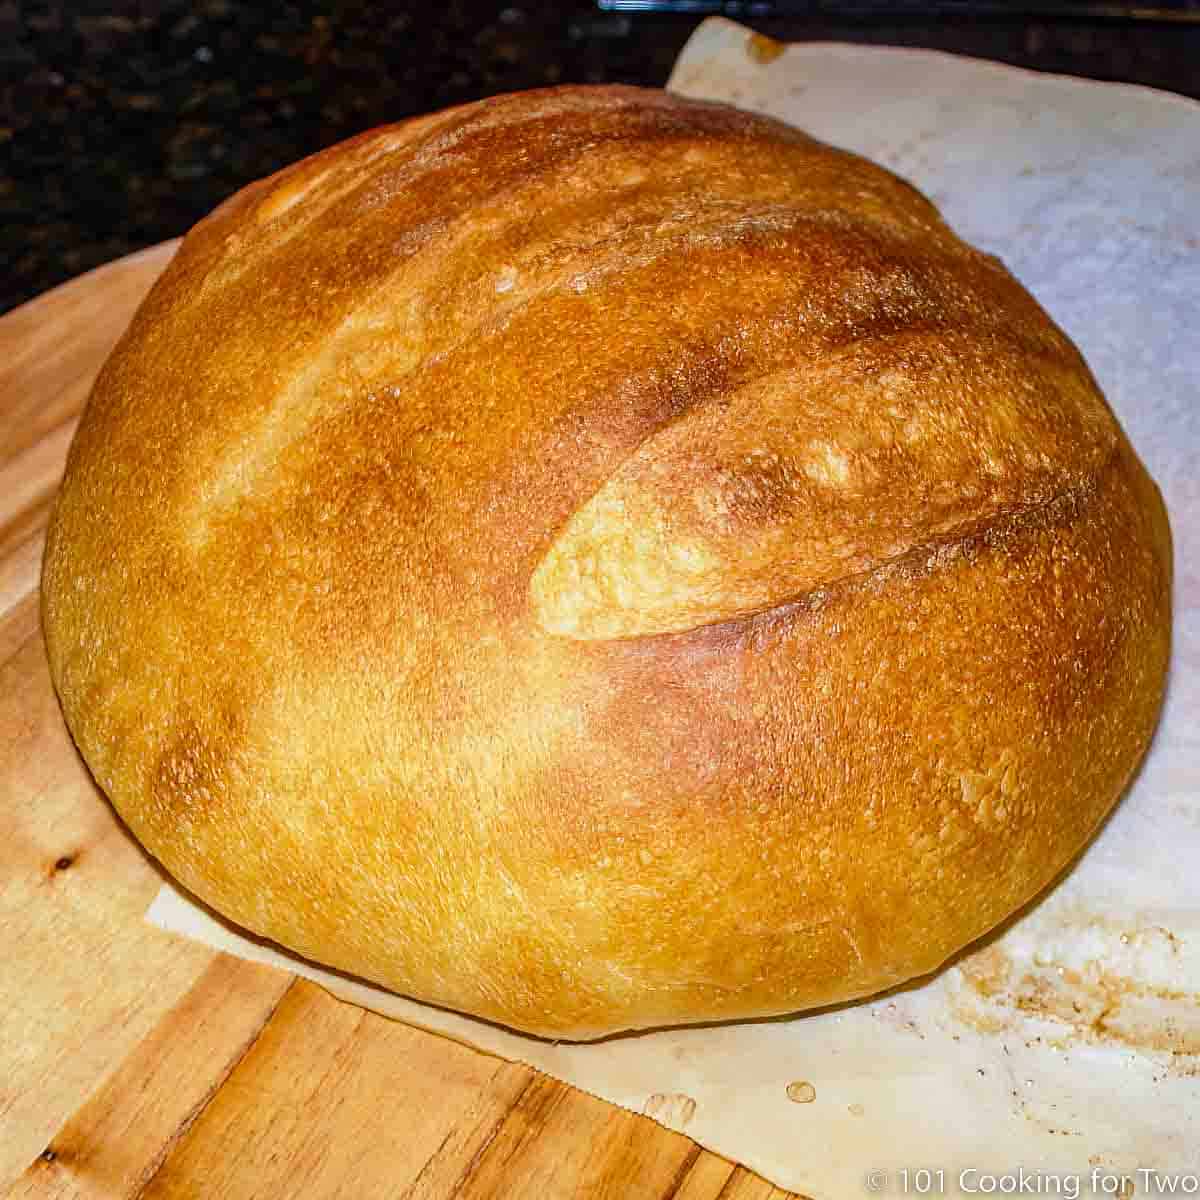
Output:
[[787, 1080, 817, 1103], [643, 1091, 697, 1128], [746, 32, 785, 65], [950, 924, 1200, 1072]]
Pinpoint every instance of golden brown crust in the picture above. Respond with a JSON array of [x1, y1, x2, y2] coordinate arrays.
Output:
[[42, 85, 1171, 1037]]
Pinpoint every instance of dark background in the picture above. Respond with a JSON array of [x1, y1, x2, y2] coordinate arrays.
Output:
[[3, 1, 1198, 315]]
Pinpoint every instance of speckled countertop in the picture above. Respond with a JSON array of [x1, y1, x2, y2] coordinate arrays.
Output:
[[3, 1, 1197, 314]]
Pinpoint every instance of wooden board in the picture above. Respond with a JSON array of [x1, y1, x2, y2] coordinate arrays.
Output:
[[0, 246, 801, 1200]]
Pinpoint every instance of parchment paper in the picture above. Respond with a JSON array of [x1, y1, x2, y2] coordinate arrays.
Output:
[[149, 19, 1200, 1196]]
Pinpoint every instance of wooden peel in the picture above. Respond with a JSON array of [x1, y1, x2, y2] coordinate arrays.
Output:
[[0, 245, 799, 1200]]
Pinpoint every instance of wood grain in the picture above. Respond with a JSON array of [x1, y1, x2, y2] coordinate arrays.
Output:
[[139, 981, 530, 1198], [0, 242, 219, 1192], [8, 959, 293, 1200], [0, 246, 802, 1200], [0, 520, 223, 1192]]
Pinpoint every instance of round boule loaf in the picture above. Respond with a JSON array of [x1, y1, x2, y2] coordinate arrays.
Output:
[[42, 85, 1171, 1039]]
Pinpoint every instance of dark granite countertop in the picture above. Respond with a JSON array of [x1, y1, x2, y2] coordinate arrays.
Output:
[[3, 1, 1197, 315]]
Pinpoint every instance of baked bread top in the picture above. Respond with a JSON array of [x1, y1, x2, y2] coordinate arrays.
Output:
[[42, 86, 1171, 1038]]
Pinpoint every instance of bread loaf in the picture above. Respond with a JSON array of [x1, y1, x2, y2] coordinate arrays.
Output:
[[42, 85, 1171, 1039]]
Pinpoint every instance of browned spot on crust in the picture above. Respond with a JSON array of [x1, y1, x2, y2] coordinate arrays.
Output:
[[154, 721, 222, 815], [151, 702, 247, 827]]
